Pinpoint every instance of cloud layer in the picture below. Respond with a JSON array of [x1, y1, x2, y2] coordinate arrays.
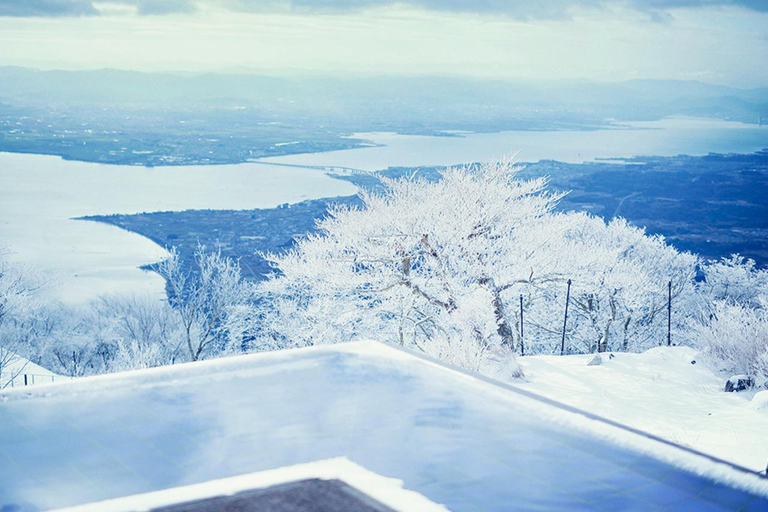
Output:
[[1, 0, 767, 18], [0, 0, 98, 16]]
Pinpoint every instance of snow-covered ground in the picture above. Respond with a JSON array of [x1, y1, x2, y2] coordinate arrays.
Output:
[[517, 346, 768, 473], [0, 152, 357, 305]]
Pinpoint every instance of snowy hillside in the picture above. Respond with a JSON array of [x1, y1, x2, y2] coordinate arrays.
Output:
[[517, 347, 768, 473]]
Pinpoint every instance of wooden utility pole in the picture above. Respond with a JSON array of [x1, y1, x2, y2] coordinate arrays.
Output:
[[667, 280, 672, 346], [519, 294, 525, 356]]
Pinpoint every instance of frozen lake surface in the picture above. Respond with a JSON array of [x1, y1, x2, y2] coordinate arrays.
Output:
[[262, 117, 768, 171], [0, 152, 356, 304], [0, 342, 766, 511]]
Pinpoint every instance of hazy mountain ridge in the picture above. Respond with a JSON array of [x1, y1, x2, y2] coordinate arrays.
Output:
[[1, 67, 766, 166]]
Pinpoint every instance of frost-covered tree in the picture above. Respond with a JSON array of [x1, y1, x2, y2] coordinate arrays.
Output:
[[0, 248, 46, 387], [157, 246, 251, 361], [255, 160, 702, 377], [257, 160, 566, 377]]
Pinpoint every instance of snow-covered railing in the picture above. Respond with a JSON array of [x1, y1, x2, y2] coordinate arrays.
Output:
[[4, 372, 72, 388]]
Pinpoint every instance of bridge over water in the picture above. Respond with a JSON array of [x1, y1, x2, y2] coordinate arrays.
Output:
[[251, 160, 373, 176]]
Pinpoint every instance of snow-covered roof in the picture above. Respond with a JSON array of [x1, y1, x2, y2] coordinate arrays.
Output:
[[1, 341, 767, 511], [58, 458, 447, 512], [0, 353, 63, 389]]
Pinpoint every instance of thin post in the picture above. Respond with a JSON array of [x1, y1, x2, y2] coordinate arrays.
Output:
[[519, 294, 525, 356], [667, 280, 672, 346], [24, 374, 28, 386], [560, 279, 572, 356]]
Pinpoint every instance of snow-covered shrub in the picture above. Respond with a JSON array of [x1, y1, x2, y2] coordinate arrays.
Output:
[[698, 255, 768, 309], [109, 338, 168, 372], [34, 294, 186, 376], [696, 300, 768, 385], [522, 214, 698, 354], [88, 294, 185, 370], [687, 256, 768, 384], [0, 248, 48, 386]]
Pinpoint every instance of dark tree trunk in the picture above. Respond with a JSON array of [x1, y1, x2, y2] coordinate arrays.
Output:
[[480, 277, 515, 347]]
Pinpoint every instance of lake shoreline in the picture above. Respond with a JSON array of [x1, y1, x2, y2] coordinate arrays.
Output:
[[2, 117, 765, 303]]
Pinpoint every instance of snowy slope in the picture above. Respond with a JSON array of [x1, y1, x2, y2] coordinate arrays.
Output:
[[517, 347, 768, 473]]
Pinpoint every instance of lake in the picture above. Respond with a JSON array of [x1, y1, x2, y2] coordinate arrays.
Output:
[[261, 117, 767, 171], [2, 117, 765, 305], [0, 153, 356, 305]]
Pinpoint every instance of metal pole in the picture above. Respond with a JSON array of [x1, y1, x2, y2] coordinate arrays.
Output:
[[667, 280, 672, 346], [519, 294, 525, 356], [560, 279, 572, 356], [24, 374, 28, 386]]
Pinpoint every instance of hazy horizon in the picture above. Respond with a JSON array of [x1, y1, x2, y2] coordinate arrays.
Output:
[[1, 1, 767, 87], [4, 64, 768, 89]]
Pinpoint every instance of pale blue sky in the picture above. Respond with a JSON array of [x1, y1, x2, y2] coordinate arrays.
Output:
[[0, 1, 766, 86]]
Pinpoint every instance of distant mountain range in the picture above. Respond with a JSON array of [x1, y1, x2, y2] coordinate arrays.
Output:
[[0, 67, 766, 166], [1, 67, 766, 123]]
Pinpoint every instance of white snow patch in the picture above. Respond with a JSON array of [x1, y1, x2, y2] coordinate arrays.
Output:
[[750, 391, 768, 412], [516, 346, 768, 473]]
